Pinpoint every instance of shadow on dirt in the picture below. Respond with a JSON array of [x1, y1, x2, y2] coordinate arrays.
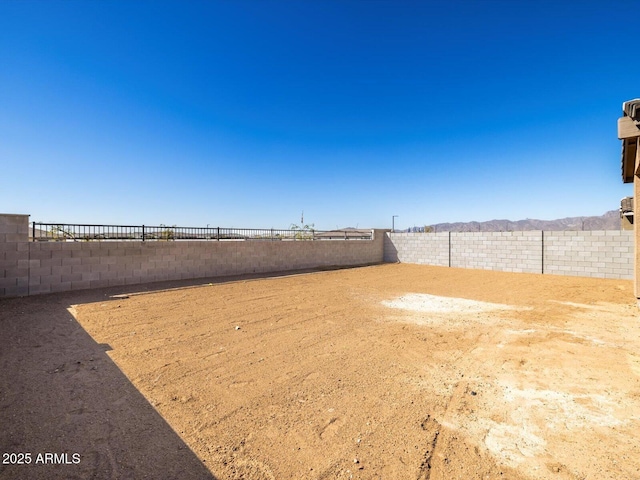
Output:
[[84, 264, 382, 301], [0, 289, 218, 480]]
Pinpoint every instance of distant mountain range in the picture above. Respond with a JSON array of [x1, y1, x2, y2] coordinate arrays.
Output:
[[403, 210, 623, 233]]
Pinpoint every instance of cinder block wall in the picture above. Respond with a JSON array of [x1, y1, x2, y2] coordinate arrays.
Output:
[[451, 231, 543, 273], [27, 235, 384, 296], [384, 232, 449, 266], [0, 214, 30, 297], [0, 213, 385, 297], [543, 231, 633, 279], [385, 230, 633, 279]]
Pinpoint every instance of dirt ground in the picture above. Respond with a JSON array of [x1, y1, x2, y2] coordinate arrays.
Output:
[[2, 263, 640, 480]]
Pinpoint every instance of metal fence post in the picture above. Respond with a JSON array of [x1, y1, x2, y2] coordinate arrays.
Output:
[[217, 227, 220, 241], [142, 225, 145, 242], [541, 230, 544, 274]]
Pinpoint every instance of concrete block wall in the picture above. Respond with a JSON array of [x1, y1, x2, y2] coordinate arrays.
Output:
[[384, 232, 449, 266], [0, 214, 30, 297], [543, 231, 633, 279], [451, 231, 543, 273], [0, 213, 385, 297], [25, 235, 384, 295], [385, 230, 634, 279]]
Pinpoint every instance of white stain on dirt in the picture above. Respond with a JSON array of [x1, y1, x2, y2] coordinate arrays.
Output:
[[382, 293, 517, 315]]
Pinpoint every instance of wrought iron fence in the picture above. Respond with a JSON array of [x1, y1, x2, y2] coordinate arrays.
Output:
[[30, 223, 373, 242]]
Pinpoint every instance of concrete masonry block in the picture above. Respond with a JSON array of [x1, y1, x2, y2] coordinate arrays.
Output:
[[81, 272, 101, 282], [71, 280, 93, 290], [51, 265, 73, 276], [613, 246, 630, 253], [56, 242, 82, 256], [609, 271, 626, 278], [99, 256, 118, 265], [105, 248, 127, 258], [108, 277, 126, 287], [39, 257, 62, 268], [109, 264, 130, 276], [613, 267, 631, 275], [124, 276, 143, 286], [81, 256, 101, 265], [0, 243, 20, 255], [38, 274, 60, 286], [123, 262, 142, 273], [79, 241, 100, 250], [154, 273, 170, 282], [0, 223, 21, 235], [132, 269, 151, 279], [3, 233, 25, 243], [99, 270, 118, 281], [61, 273, 83, 283], [30, 265, 52, 276], [15, 225, 31, 237], [5, 216, 29, 229], [26, 249, 49, 261], [613, 256, 631, 264], [1, 250, 26, 263], [71, 263, 91, 273], [4, 267, 28, 279], [27, 284, 51, 295], [89, 279, 111, 289], [0, 276, 19, 288], [35, 242, 60, 252], [151, 260, 170, 270], [88, 263, 109, 273], [71, 248, 91, 258], [51, 249, 73, 259]]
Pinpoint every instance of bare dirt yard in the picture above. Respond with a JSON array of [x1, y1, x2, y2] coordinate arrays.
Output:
[[2, 263, 640, 480]]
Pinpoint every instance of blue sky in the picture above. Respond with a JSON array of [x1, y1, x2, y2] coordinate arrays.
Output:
[[1, 0, 638, 230]]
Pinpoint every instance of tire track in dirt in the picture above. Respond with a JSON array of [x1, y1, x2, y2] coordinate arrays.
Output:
[[417, 414, 440, 480]]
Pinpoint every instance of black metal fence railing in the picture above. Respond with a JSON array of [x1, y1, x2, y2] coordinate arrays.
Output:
[[30, 223, 373, 242]]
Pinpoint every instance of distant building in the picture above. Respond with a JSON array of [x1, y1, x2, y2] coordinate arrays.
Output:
[[314, 228, 372, 239]]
